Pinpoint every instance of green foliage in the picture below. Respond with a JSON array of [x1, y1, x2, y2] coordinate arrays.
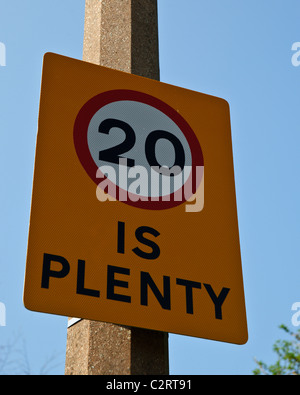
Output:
[[253, 325, 300, 375]]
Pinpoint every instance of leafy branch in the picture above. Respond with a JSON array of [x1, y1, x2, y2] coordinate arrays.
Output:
[[253, 325, 300, 375]]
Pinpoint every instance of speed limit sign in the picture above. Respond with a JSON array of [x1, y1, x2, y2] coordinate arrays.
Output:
[[24, 53, 248, 344], [74, 89, 204, 210]]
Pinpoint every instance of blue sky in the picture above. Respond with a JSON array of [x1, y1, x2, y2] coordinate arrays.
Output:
[[0, 0, 299, 375]]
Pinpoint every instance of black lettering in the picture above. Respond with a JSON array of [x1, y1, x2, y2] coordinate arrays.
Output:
[[98, 118, 136, 167], [145, 130, 185, 172], [132, 226, 160, 260], [176, 278, 202, 314], [117, 221, 125, 254], [76, 260, 100, 298], [204, 284, 230, 320], [107, 265, 131, 303], [140, 272, 171, 310], [41, 253, 70, 289]]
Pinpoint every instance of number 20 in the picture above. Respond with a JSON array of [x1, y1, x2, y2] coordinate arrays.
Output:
[[98, 118, 186, 171]]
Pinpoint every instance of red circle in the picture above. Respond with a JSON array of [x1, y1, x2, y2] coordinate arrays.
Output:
[[73, 90, 204, 210]]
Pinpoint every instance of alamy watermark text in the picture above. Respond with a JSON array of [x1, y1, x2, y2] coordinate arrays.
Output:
[[95, 162, 204, 212], [291, 302, 300, 327], [0, 42, 6, 67], [291, 42, 300, 67], [0, 302, 6, 327]]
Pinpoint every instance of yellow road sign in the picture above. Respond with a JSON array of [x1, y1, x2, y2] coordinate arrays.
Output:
[[24, 53, 248, 344]]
